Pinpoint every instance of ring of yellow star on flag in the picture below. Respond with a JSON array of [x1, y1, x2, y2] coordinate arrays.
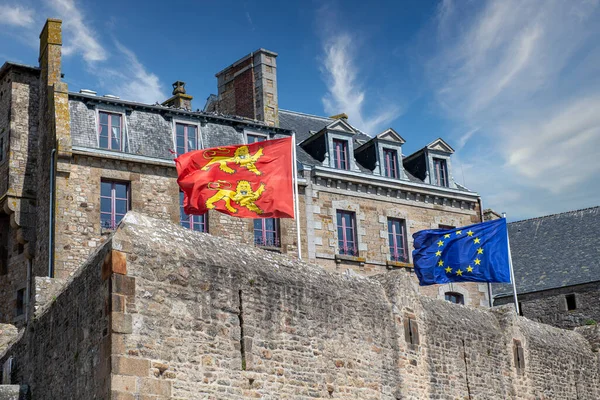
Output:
[[436, 229, 484, 277]]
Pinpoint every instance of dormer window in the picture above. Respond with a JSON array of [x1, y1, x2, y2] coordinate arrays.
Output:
[[383, 148, 399, 179], [247, 134, 267, 144], [175, 123, 198, 156], [433, 158, 448, 187], [99, 111, 122, 150], [333, 139, 349, 170]]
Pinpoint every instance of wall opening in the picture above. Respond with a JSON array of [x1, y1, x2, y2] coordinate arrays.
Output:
[[518, 302, 523, 316], [404, 315, 419, 347], [445, 292, 464, 305], [16, 289, 25, 316], [565, 294, 577, 311], [513, 339, 525, 373], [238, 289, 246, 370]]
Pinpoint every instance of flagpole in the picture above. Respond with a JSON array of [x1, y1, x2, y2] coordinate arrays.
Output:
[[292, 134, 302, 259], [502, 212, 520, 316]]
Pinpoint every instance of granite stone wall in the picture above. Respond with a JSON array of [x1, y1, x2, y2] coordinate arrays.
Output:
[[0, 239, 112, 399], [107, 212, 600, 399], [495, 281, 600, 329]]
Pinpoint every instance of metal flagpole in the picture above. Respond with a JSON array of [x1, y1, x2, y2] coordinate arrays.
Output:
[[292, 134, 302, 259], [503, 212, 520, 315]]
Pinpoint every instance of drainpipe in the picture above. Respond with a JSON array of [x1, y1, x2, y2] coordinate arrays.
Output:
[[49, 149, 56, 278]]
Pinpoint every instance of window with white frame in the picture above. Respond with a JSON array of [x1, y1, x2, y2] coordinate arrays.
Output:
[[333, 139, 349, 170], [175, 123, 198, 156], [98, 111, 123, 151], [336, 210, 358, 256], [433, 158, 448, 187], [179, 192, 207, 232], [383, 148, 399, 178], [254, 218, 280, 247], [100, 180, 129, 229], [387, 218, 408, 262], [247, 133, 267, 144]]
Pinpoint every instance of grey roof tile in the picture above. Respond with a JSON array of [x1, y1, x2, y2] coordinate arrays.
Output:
[[493, 206, 600, 297]]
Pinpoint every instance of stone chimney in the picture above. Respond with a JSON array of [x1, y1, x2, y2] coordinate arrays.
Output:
[[214, 49, 279, 126], [39, 18, 63, 88], [162, 81, 193, 110]]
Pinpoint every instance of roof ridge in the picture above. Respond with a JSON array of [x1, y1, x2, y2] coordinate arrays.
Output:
[[509, 205, 600, 225], [279, 109, 333, 121]]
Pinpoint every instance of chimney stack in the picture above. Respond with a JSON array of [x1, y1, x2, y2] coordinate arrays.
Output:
[[214, 49, 279, 126], [162, 81, 193, 110]]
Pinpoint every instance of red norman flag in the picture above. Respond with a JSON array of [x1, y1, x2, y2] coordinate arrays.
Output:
[[175, 137, 294, 219]]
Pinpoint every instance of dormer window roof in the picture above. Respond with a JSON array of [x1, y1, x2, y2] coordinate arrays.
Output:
[[403, 137, 456, 188], [354, 128, 407, 180]]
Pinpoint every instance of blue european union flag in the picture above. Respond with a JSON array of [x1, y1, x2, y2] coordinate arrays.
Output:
[[412, 218, 511, 286]]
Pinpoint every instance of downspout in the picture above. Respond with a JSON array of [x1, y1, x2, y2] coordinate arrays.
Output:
[[49, 148, 56, 278], [478, 197, 493, 307]]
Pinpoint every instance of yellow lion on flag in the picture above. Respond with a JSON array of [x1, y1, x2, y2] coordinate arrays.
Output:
[[205, 180, 265, 214], [201, 146, 263, 175]]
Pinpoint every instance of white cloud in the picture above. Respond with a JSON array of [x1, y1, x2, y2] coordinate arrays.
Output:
[[45, 0, 107, 62], [103, 42, 166, 104], [320, 33, 402, 135], [0, 4, 35, 27], [425, 0, 600, 219]]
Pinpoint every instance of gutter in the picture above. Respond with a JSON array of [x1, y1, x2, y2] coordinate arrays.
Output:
[[49, 149, 56, 277]]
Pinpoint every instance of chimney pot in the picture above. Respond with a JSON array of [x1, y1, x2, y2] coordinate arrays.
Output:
[[172, 81, 186, 95]]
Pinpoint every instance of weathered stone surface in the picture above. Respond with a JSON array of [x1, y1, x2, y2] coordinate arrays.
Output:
[[0, 385, 20, 400], [0, 324, 18, 355]]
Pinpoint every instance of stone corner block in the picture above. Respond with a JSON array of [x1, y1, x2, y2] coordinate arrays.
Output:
[[112, 356, 151, 377], [112, 274, 136, 297], [103, 250, 127, 280], [112, 312, 133, 334]]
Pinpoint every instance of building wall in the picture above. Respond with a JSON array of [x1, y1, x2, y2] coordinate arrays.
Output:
[[302, 177, 488, 306], [0, 66, 40, 327], [5, 213, 597, 399], [0, 239, 112, 399], [495, 281, 600, 329]]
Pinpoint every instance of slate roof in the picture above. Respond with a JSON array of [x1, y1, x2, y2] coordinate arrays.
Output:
[[279, 109, 439, 184], [493, 206, 600, 297]]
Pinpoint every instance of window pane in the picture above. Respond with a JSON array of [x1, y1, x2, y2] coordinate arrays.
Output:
[[115, 213, 125, 226], [254, 219, 262, 230], [101, 182, 112, 197], [176, 134, 185, 148], [100, 213, 112, 228], [111, 115, 121, 128], [181, 220, 190, 229], [99, 124, 109, 138], [115, 183, 128, 199], [188, 133, 197, 151], [99, 136, 108, 149], [100, 112, 108, 124], [176, 124, 184, 136], [115, 199, 127, 214], [100, 197, 112, 213]]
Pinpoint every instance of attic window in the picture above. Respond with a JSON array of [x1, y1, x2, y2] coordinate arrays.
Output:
[[383, 148, 399, 179], [433, 158, 448, 187], [98, 111, 122, 151], [565, 294, 577, 311], [332, 139, 349, 170]]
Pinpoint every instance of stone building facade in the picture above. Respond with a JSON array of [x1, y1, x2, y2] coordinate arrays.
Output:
[[0, 19, 488, 327], [493, 206, 600, 329], [1, 213, 599, 399]]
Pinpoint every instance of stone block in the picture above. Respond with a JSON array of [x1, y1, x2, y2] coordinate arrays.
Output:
[[112, 274, 135, 297], [112, 356, 150, 377], [111, 374, 137, 392], [111, 391, 136, 400], [111, 294, 126, 313], [112, 312, 132, 334], [139, 378, 171, 397]]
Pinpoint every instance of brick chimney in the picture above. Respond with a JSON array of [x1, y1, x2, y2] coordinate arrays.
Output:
[[162, 81, 193, 110], [214, 49, 279, 126]]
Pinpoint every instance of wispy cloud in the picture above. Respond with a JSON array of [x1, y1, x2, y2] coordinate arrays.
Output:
[[101, 42, 166, 104], [425, 0, 600, 219], [319, 19, 402, 135], [45, 0, 106, 62], [0, 4, 35, 27], [35, 0, 166, 103]]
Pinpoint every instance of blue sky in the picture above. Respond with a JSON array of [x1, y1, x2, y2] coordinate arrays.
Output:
[[1, 0, 600, 221]]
